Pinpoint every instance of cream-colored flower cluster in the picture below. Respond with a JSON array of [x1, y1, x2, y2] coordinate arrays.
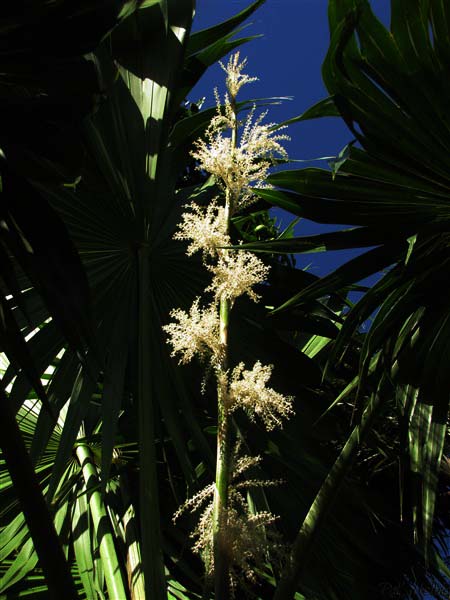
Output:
[[229, 361, 294, 431], [206, 250, 269, 302], [164, 226, 269, 362], [174, 198, 229, 258], [190, 52, 289, 211], [174, 450, 283, 590], [191, 104, 289, 210], [163, 299, 221, 364], [220, 53, 258, 100]]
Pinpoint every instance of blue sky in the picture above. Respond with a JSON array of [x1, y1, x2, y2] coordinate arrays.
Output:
[[191, 1, 390, 280]]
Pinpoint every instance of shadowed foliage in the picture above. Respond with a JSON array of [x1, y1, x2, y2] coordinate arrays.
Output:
[[0, 1, 449, 599]]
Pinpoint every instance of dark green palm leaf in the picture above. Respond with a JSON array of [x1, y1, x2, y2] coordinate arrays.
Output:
[[245, 0, 450, 594]]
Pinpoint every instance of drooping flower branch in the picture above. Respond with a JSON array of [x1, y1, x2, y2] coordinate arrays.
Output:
[[173, 448, 284, 592], [164, 52, 293, 597]]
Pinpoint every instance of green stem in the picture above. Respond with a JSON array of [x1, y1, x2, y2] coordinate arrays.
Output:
[[75, 443, 127, 600], [213, 90, 238, 600], [213, 295, 231, 599], [213, 98, 237, 593]]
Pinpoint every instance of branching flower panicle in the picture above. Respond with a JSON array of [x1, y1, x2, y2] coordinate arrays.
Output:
[[220, 52, 258, 100], [191, 106, 289, 211], [221, 503, 280, 589], [231, 453, 262, 479], [229, 362, 294, 430], [191, 52, 289, 211], [206, 250, 270, 303], [164, 52, 293, 594], [163, 299, 220, 364], [173, 483, 215, 523], [174, 198, 229, 258], [173, 447, 283, 590]]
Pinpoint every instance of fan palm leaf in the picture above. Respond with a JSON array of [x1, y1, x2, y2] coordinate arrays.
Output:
[[0, 3, 149, 594], [1, 1, 273, 598]]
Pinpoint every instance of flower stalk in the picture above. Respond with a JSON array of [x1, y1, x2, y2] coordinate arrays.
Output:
[[213, 162, 234, 600], [164, 52, 292, 596]]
